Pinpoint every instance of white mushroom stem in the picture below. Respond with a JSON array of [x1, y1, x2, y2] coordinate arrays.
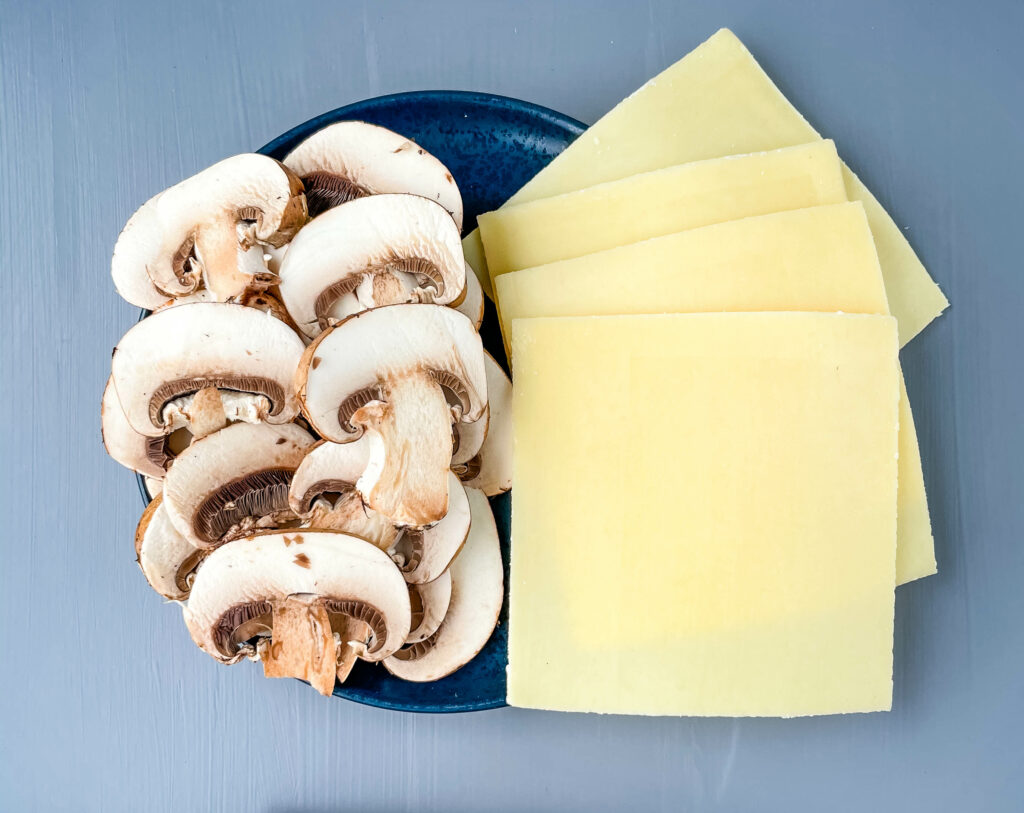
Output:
[[352, 371, 455, 527], [161, 389, 270, 437], [259, 594, 338, 696], [306, 492, 399, 551]]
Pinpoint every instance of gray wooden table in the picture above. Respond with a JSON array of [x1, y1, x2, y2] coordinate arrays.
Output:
[[2, 1, 1022, 810]]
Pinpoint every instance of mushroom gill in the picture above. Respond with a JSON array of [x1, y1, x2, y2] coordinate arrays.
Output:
[[301, 171, 371, 217], [194, 468, 295, 543], [149, 376, 284, 427]]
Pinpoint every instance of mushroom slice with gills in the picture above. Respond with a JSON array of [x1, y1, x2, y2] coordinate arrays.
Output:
[[458, 352, 513, 496], [278, 194, 465, 339], [183, 531, 411, 695], [154, 288, 297, 329], [392, 472, 471, 584], [135, 495, 209, 601], [111, 154, 307, 305], [111, 302, 305, 437], [453, 263, 484, 331], [384, 488, 503, 682], [110, 197, 172, 309], [163, 422, 315, 549], [452, 406, 488, 469], [282, 121, 463, 228], [102, 376, 172, 479], [406, 571, 452, 645], [288, 437, 398, 551], [295, 303, 486, 527]]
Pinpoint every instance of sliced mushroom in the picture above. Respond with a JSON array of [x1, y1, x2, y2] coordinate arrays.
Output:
[[392, 472, 471, 584], [282, 121, 462, 228], [145, 477, 163, 498], [110, 154, 306, 306], [102, 376, 171, 479], [384, 488, 503, 682], [111, 197, 170, 309], [135, 495, 208, 601], [406, 571, 452, 644], [453, 263, 484, 330], [288, 437, 398, 551], [154, 288, 297, 329], [111, 302, 305, 437], [163, 422, 315, 549], [291, 442, 468, 581], [295, 304, 486, 527], [459, 353, 513, 495], [184, 531, 411, 695], [279, 194, 466, 338], [452, 407, 488, 468]]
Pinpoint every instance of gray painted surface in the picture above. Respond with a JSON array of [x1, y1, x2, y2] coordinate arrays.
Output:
[[1, 0, 1021, 810]]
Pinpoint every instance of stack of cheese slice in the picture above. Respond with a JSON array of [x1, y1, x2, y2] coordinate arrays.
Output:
[[476, 30, 943, 717]]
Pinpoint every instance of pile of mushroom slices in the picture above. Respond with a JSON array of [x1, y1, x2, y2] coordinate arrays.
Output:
[[102, 122, 509, 696]]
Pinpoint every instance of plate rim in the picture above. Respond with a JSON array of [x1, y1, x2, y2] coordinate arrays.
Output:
[[258, 88, 586, 156], [135, 90, 585, 713]]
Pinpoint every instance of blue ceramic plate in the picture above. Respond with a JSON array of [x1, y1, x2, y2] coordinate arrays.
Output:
[[137, 91, 585, 712]]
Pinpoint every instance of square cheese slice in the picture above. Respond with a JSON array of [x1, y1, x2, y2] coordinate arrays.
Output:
[[465, 28, 947, 346], [508, 312, 899, 716], [495, 203, 935, 583], [479, 140, 846, 280]]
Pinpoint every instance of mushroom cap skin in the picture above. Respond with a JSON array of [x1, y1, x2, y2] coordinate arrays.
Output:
[[163, 421, 315, 549], [135, 495, 208, 602], [453, 263, 484, 331], [282, 121, 463, 229], [295, 303, 487, 443], [111, 302, 305, 436], [406, 570, 452, 644], [101, 376, 170, 479], [460, 353, 513, 496], [397, 471, 471, 584], [111, 154, 307, 306], [111, 197, 171, 309], [384, 488, 503, 682], [278, 194, 466, 339], [184, 530, 411, 664]]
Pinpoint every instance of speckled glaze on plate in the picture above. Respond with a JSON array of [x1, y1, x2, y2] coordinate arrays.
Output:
[[136, 91, 585, 712]]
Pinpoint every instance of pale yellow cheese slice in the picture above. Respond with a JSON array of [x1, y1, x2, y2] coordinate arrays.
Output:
[[507, 312, 899, 716], [478, 140, 847, 279], [465, 28, 947, 345], [496, 203, 935, 584]]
